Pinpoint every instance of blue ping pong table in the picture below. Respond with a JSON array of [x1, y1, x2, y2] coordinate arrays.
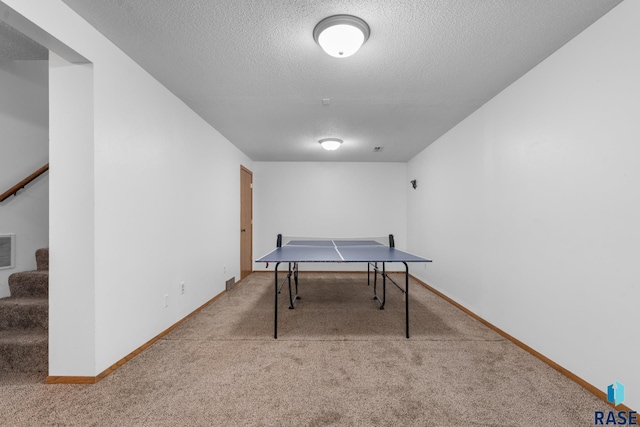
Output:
[[256, 234, 432, 338]]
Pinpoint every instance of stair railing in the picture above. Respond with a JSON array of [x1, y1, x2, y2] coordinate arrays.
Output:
[[0, 163, 49, 202]]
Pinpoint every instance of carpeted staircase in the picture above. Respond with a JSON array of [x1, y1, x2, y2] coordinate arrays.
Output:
[[0, 248, 48, 373]]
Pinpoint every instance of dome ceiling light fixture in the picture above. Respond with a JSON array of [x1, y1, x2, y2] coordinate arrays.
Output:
[[319, 138, 343, 151], [313, 15, 370, 58]]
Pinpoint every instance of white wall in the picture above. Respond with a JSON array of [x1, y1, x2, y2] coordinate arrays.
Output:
[[6, 0, 253, 376], [408, 0, 639, 410], [253, 162, 408, 271], [0, 60, 49, 298], [90, 40, 251, 373], [48, 51, 95, 374]]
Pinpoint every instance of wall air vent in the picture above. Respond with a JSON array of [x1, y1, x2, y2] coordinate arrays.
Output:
[[0, 234, 15, 270]]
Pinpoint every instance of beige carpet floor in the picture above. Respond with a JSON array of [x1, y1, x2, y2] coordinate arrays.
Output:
[[0, 272, 611, 426]]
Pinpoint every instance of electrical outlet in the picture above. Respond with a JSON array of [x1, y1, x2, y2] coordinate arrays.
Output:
[[181, 281, 185, 295], [223, 265, 226, 274], [164, 294, 169, 308]]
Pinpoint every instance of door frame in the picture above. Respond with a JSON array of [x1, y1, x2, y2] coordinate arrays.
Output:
[[240, 165, 253, 280]]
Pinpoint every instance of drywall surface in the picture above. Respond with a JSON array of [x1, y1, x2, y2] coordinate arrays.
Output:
[[408, 0, 638, 410], [253, 162, 408, 271]]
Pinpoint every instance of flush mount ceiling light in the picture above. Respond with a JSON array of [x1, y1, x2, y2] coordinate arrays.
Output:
[[319, 138, 343, 151], [313, 15, 370, 58]]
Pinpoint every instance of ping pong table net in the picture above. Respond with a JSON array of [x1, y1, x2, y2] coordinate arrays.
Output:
[[276, 234, 396, 248]]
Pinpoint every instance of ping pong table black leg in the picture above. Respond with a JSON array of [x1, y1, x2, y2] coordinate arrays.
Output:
[[287, 262, 293, 308], [372, 262, 380, 302], [287, 262, 301, 309], [294, 262, 300, 296], [381, 262, 386, 310], [372, 263, 378, 303], [373, 262, 377, 289], [372, 262, 377, 294], [373, 262, 386, 309], [274, 262, 281, 339], [368, 262, 376, 287], [404, 262, 409, 339]]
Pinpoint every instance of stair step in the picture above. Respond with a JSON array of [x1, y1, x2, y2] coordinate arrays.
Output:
[[0, 329, 48, 372], [36, 248, 49, 271], [8, 270, 48, 298], [0, 297, 48, 330]]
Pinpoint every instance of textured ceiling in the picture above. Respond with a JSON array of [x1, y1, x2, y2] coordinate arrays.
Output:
[[8, 1, 626, 161], [0, 20, 47, 60]]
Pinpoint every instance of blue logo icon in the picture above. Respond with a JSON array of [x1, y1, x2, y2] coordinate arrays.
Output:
[[607, 381, 625, 406]]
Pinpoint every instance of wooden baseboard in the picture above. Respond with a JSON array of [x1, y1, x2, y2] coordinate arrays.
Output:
[[410, 275, 634, 413], [45, 376, 98, 384], [46, 288, 229, 385]]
